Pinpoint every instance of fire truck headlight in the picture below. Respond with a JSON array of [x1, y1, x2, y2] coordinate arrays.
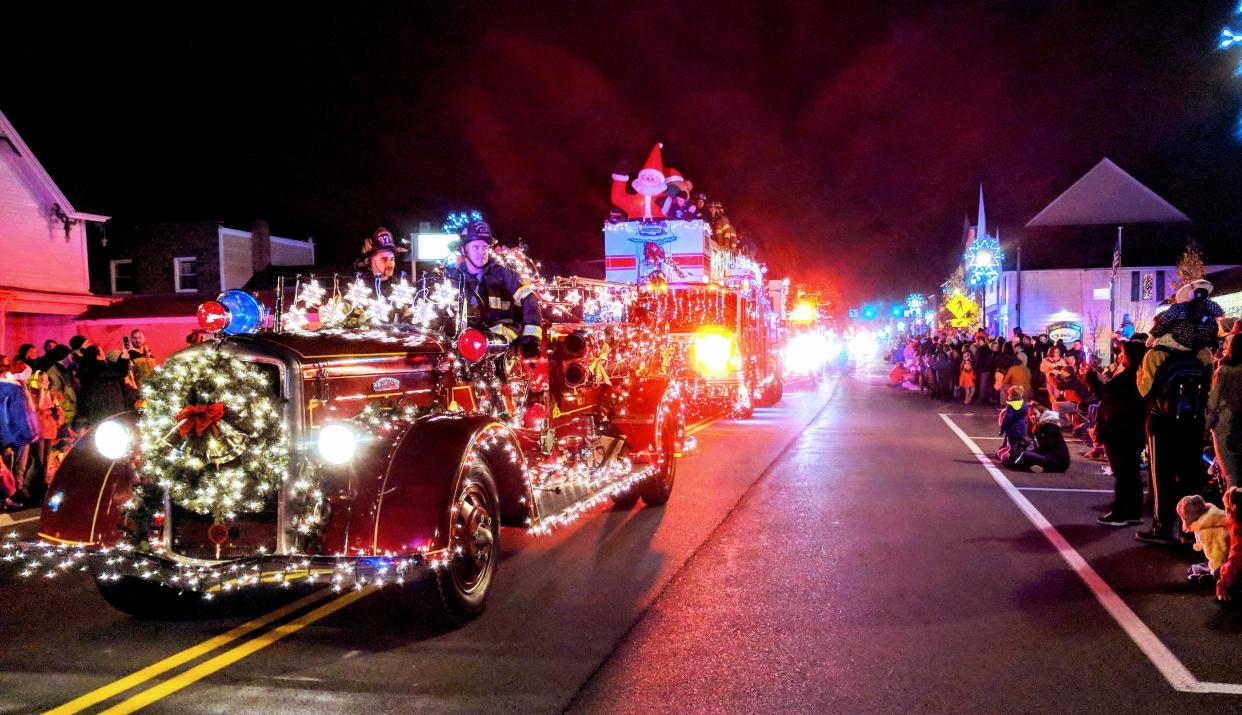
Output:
[[784, 333, 829, 374], [94, 420, 133, 460], [692, 331, 737, 377], [316, 423, 359, 465]]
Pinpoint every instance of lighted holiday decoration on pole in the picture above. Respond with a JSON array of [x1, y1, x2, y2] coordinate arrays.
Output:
[[905, 292, 927, 316], [962, 187, 1003, 288], [963, 235, 1003, 288], [1221, 5, 1242, 140]]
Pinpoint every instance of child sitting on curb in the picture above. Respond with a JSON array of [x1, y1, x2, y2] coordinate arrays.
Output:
[[1010, 410, 1071, 473], [997, 386, 1029, 468]]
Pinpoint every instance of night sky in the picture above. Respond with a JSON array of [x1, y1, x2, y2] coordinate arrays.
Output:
[[4, 2, 1241, 300]]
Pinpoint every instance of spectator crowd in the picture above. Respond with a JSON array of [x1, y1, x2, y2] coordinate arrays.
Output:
[[890, 278, 1242, 601], [0, 329, 158, 510]]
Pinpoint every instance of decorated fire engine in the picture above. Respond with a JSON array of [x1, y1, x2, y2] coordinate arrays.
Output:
[[606, 143, 785, 418], [10, 220, 687, 626]]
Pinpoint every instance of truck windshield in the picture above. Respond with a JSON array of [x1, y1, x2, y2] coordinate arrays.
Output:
[[655, 288, 741, 333]]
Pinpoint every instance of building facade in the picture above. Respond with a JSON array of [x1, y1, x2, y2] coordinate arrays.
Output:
[[982, 264, 1231, 355], [91, 221, 314, 297], [0, 110, 112, 354], [78, 222, 314, 357]]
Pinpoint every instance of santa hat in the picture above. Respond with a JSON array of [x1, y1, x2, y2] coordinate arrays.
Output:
[[664, 166, 685, 183], [636, 143, 666, 183]]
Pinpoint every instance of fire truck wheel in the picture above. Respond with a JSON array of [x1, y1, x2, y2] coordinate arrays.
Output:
[[756, 379, 783, 407], [95, 576, 195, 618], [413, 459, 500, 628], [640, 420, 678, 507], [610, 484, 640, 510]]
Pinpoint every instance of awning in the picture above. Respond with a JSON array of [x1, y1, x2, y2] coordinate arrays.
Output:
[[0, 285, 114, 316]]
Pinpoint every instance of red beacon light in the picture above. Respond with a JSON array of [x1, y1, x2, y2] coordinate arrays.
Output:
[[195, 290, 264, 334], [197, 300, 230, 332], [456, 328, 489, 363]]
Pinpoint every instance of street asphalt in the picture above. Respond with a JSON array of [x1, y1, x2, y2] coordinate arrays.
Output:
[[570, 367, 1242, 713], [4, 364, 1242, 713]]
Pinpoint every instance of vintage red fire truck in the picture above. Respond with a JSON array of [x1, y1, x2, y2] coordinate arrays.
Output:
[[27, 264, 686, 626]]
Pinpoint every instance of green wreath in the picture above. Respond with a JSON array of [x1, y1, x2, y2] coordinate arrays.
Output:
[[135, 349, 288, 523]]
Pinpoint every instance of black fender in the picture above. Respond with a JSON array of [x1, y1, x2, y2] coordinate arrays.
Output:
[[322, 414, 530, 556]]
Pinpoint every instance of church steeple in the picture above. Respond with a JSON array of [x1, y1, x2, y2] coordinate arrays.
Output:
[[976, 184, 987, 242]]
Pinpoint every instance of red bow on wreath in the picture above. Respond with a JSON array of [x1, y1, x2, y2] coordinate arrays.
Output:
[[175, 402, 226, 439]]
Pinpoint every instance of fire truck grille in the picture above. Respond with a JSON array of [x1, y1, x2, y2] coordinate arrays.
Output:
[[169, 360, 285, 560], [169, 504, 280, 560]]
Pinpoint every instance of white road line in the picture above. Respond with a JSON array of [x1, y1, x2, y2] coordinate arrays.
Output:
[[940, 413, 1242, 696], [1017, 487, 1114, 494], [0, 510, 39, 527]]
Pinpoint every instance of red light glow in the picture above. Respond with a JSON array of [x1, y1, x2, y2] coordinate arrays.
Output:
[[456, 328, 489, 363], [197, 301, 230, 332]]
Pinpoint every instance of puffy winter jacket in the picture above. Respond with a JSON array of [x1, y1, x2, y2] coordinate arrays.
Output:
[[0, 381, 35, 449]]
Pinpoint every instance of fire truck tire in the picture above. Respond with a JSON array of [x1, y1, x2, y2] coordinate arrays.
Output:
[[610, 485, 640, 510], [756, 378, 783, 406], [412, 459, 500, 628], [640, 420, 678, 507], [95, 576, 195, 618]]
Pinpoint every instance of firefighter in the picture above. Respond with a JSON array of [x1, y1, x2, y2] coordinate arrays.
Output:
[[446, 220, 543, 357], [354, 226, 407, 297]]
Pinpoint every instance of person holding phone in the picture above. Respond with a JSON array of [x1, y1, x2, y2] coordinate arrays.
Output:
[[126, 329, 157, 384]]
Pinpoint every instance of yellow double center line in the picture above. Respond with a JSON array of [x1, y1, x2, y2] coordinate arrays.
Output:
[[45, 586, 375, 714]]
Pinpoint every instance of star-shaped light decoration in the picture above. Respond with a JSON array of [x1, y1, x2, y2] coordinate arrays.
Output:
[[344, 277, 372, 307], [300, 279, 327, 308], [389, 278, 416, 310]]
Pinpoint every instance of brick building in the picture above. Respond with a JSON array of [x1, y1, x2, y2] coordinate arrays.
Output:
[[79, 221, 315, 356], [91, 220, 314, 297]]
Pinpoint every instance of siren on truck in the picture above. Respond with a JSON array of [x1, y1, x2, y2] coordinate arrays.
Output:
[[197, 289, 265, 334]]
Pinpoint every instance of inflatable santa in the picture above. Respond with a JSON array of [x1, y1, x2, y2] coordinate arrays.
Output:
[[611, 143, 683, 220]]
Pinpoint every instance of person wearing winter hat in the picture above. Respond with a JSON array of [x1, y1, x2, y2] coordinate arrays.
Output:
[[997, 386, 1029, 467], [445, 220, 543, 357], [78, 347, 136, 425], [354, 226, 408, 298], [1089, 339, 1149, 526], [1137, 294, 1214, 544], [36, 344, 77, 429], [660, 167, 696, 219], [1208, 333, 1242, 490], [1147, 280, 1222, 357], [1010, 410, 1071, 473], [1177, 494, 1228, 583]]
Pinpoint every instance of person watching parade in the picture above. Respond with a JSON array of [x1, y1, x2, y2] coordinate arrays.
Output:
[[446, 220, 543, 357], [354, 226, 407, 297]]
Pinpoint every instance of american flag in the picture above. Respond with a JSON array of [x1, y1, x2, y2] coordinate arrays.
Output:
[[1110, 232, 1122, 284]]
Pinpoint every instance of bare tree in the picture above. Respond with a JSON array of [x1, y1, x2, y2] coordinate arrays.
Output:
[[1086, 310, 1103, 359], [1174, 239, 1207, 289]]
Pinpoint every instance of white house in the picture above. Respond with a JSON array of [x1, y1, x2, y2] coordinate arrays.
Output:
[[983, 264, 1231, 353], [0, 109, 112, 354]]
